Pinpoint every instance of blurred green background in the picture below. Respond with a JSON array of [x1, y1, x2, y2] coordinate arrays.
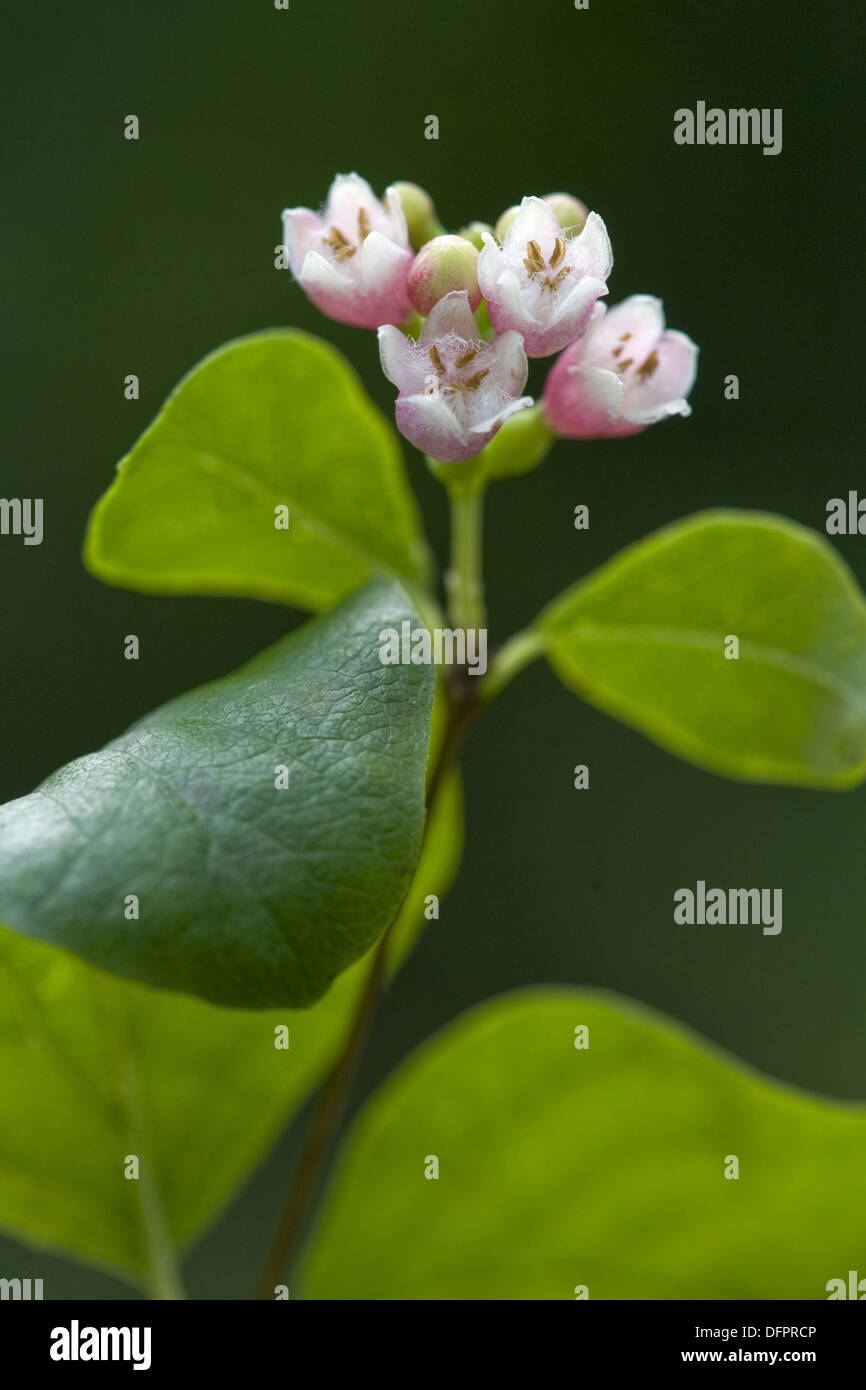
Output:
[[1, 0, 862, 1296]]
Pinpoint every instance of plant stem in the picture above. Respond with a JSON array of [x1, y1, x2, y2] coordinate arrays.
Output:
[[481, 627, 544, 701], [254, 916, 393, 1300], [253, 688, 475, 1300], [445, 483, 486, 631], [255, 444, 535, 1296]]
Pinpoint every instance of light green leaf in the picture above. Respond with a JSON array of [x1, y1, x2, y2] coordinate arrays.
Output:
[[0, 580, 434, 1008], [301, 988, 866, 1300], [85, 331, 432, 611], [539, 510, 866, 787], [0, 769, 462, 1285]]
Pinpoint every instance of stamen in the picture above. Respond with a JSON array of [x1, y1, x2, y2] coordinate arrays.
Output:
[[358, 207, 371, 240], [542, 266, 572, 292], [455, 347, 478, 368], [464, 368, 490, 391], [523, 239, 545, 275], [637, 349, 660, 379], [618, 333, 632, 342], [618, 357, 634, 371], [428, 345, 445, 372], [549, 237, 566, 269], [323, 225, 357, 259], [323, 225, 351, 249]]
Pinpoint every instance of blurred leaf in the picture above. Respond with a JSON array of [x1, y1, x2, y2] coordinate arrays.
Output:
[[85, 331, 432, 611], [0, 581, 434, 1008], [539, 510, 866, 787], [301, 988, 866, 1300], [0, 769, 462, 1285]]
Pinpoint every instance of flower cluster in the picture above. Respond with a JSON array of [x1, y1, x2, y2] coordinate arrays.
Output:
[[282, 174, 698, 464]]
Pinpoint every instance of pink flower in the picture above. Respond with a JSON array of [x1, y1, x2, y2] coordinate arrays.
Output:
[[282, 173, 414, 329], [378, 291, 532, 463], [477, 196, 613, 357], [542, 296, 699, 439]]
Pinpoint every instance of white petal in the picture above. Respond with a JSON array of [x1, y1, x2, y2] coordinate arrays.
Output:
[[587, 295, 665, 367], [495, 266, 537, 328], [282, 208, 324, 277], [553, 274, 608, 334], [488, 328, 529, 395], [570, 211, 614, 278], [299, 249, 353, 293], [505, 196, 562, 253], [571, 364, 625, 420], [419, 290, 479, 345], [383, 184, 410, 246], [324, 172, 377, 224], [360, 230, 411, 293], [470, 395, 533, 435], [476, 233, 504, 298], [622, 329, 699, 420], [378, 325, 415, 389]]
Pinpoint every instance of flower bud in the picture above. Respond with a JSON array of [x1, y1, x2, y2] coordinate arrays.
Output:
[[494, 205, 521, 242], [476, 402, 555, 478], [543, 192, 589, 237], [392, 181, 445, 248], [459, 221, 494, 251], [408, 235, 481, 316]]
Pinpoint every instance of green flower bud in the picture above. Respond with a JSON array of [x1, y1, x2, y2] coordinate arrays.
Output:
[[476, 402, 555, 480], [459, 221, 494, 251], [494, 204, 521, 242], [543, 192, 588, 237], [408, 235, 481, 316], [392, 181, 446, 248]]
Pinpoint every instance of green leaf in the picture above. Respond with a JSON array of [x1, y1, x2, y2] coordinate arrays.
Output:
[[0, 580, 435, 1008], [539, 510, 866, 787], [0, 770, 462, 1285], [301, 988, 866, 1300], [85, 331, 432, 611]]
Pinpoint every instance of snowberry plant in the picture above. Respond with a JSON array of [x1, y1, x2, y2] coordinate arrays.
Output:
[[1, 174, 866, 1301]]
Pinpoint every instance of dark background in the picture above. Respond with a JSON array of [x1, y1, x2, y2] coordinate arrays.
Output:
[[1, 0, 863, 1297]]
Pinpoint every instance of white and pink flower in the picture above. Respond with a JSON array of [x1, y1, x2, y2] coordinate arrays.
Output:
[[378, 291, 532, 463], [478, 196, 613, 357], [542, 295, 698, 439], [282, 173, 414, 329]]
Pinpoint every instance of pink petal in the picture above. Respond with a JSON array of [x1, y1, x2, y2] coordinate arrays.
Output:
[[282, 207, 325, 277], [542, 361, 624, 438], [586, 295, 665, 367], [395, 393, 468, 462], [622, 329, 699, 422]]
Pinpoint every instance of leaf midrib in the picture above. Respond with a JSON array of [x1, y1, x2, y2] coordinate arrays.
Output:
[[185, 447, 418, 585], [547, 621, 866, 708]]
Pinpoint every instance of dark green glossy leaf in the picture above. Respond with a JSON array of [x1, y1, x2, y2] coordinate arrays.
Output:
[[0, 580, 434, 1008]]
